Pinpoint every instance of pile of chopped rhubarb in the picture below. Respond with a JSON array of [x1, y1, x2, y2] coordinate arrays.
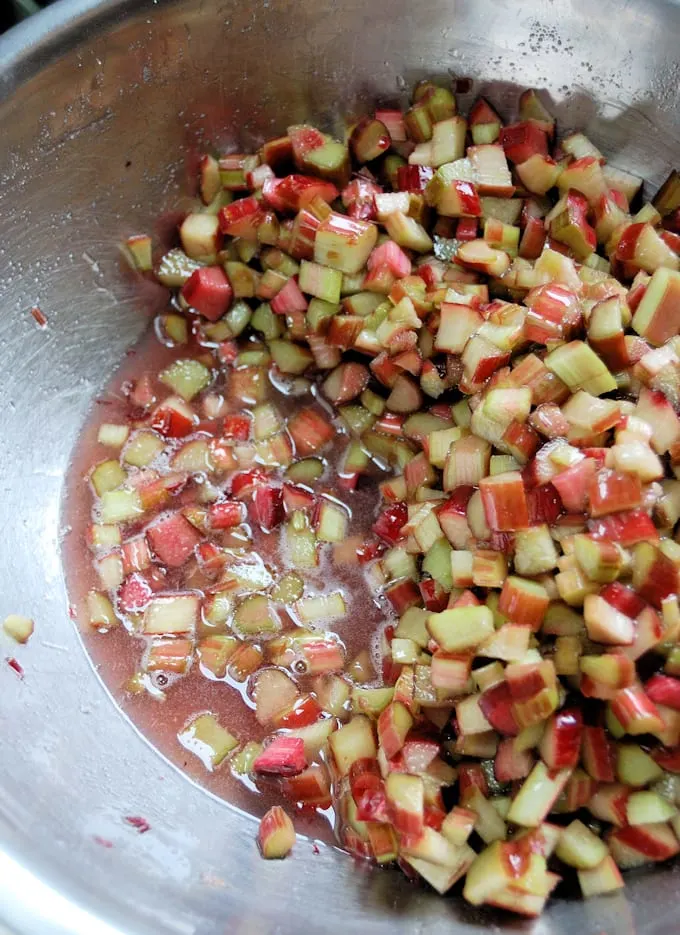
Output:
[[91, 80, 680, 916]]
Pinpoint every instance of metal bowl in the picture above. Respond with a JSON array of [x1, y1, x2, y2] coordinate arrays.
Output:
[[0, 1, 679, 932]]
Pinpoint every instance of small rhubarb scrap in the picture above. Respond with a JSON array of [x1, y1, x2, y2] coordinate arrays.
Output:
[[3, 614, 34, 644], [258, 806, 296, 859]]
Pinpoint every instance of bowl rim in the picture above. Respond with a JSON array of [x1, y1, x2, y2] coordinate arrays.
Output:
[[0, 0, 145, 102], [0, 11, 187, 935]]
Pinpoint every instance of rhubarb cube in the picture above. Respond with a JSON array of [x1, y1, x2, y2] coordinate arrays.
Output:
[[427, 606, 494, 652], [179, 713, 238, 768], [555, 819, 609, 869], [577, 856, 625, 898], [632, 268, 680, 346], [258, 806, 296, 859], [479, 471, 529, 531], [507, 761, 572, 827], [181, 266, 233, 321], [253, 736, 307, 776], [314, 212, 378, 274], [385, 772, 424, 836], [147, 513, 201, 567]]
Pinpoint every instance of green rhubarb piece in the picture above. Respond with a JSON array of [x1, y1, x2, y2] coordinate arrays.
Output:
[[286, 511, 318, 568], [383, 154, 407, 188], [99, 488, 143, 524], [251, 303, 284, 340], [156, 249, 201, 287], [123, 430, 164, 467], [91, 460, 126, 495], [427, 605, 494, 652], [422, 538, 453, 591], [360, 389, 386, 416], [270, 572, 305, 604], [87, 591, 118, 629], [232, 594, 280, 638], [224, 300, 252, 337], [237, 348, 271, 367], [179, 714, 239, 769], [160, 359, 211, 401], [307, 298, 339, 333], [303, 140, 350, 185], [545, 341, 616, 396], [230, 740, 263, 775], [162, 313, 189, 344], [299, 260, 343, 304], [404, 102, 433, 142], [339, 404, 375, 436], [285, 457, 325, 484], [351, 686, 395, 717], [268, 340, 314, 375]]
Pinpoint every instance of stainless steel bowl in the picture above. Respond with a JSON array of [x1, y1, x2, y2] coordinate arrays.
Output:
[[1, 1, 679, 932]]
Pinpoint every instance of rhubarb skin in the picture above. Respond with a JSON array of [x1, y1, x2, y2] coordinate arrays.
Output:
[[479, 472, 529, 531], [258, 806, 296, 858]]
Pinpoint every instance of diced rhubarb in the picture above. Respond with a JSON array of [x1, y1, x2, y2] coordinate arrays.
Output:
[[498, 576, 549, 630], [258, 806, 296, 859], [208, 499, 244, 530], [556, 820, 609, 870], [479, 471, 529, 531], [377, 702, 413, 758], [287, 408, 334, 455], [583, 594, 634, 645], [549, 191, 596, 260], [181, 266, 233, 322], [427, 605, 494, 653], [147, 513, 201, 567], [437, 487, 474, 548], [385, 772, 424, 836], [479, 681, 520, 736], [146, 637, 193, 673], [631, 542, 679, 607], [2, 614, 34, 644], [645, 674, 680, 711], [578, 856, 625, 898], [373, 502, 408, 545], [588, 509, 658, 548], [397, 164, 435, 193], [500, 122, 548, 164], [601, 582, 647, 618], [179, 713, 238, 768], [539, 709, 583, 770], [588, 469, 642, 517], [251, 485, 284, 531], [270, 276, 308, 316], [322, 362, 370, 406], [73, 77, 680, 919], [253, 736, 307, 776], [119, 573, 153, 612], [581, 726, 616, 782], [608, 823, 680, 866], [262, 175, 338, 213], [457, 239, 510, 278], [314, 212, 378, 274], [610, 685, 665, 736], [507, 761, 572, 827], [329, 716, 377, 775], [632, 268, 680, 346], [218, 196, 265, 238]]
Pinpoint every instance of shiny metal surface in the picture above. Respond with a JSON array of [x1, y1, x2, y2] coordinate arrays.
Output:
[[0, 0, 679, 932]]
